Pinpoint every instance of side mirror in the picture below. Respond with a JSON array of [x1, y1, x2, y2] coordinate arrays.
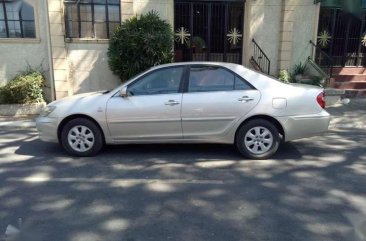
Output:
[[120, 86, 128, 97]]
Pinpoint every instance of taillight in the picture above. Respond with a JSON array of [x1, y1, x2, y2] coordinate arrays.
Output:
[[317, 92, 325, 109]]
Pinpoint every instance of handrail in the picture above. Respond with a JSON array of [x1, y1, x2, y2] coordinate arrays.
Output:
[[251, 39, 271, 75], [309, 40, 334, 79]]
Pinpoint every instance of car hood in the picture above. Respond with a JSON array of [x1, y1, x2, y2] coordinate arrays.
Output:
[[49, 91, 105, 107], [46, 91, 112, 118]]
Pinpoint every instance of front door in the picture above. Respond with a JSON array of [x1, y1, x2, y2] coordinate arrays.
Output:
[[317, 8, 366, 66], [174, 0, 244, 64], [106, 66, 185, 141], [181, 65, 260, 139]]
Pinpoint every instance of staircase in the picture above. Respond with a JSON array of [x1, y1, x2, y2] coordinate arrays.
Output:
[[250, 39, 271, 75], [309, 40, 366, 98], [328, 67, 366, 98]]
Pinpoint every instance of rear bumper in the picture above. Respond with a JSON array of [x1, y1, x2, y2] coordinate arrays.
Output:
[[277, 110, 331, 142], [36, 116, 59, 143]]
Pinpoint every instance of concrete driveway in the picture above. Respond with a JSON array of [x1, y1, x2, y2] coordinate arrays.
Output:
[[0, 100, 365, 241]]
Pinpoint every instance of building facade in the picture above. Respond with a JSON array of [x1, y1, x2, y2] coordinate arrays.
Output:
[[1, 0, 359, 101]]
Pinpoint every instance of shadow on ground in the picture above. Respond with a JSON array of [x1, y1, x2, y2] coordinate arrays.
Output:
[[0, 104, 365, 241]]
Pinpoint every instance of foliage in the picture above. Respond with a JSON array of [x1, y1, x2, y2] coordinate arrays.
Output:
[[310, 76, 324, 87], [108, 11, 174, 81], [278, 70, 291, 83], [0, 66, 45, 104], [293, 62, 308, 76]]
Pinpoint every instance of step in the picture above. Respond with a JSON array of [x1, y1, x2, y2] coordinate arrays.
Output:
[[325, 88, 345, 96], [334, 75, 366, 82], [344, 89, 366, 98], [328, 67, 366, 75], [334, 82, 366, 89]]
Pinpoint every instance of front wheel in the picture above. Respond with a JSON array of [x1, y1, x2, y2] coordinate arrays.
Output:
[[235, 119, 280, 160], [61, 118, 104, 157]]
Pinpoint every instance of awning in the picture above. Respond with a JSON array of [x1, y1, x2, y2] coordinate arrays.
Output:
[[315, 0, 366, 11], [315, 0, 366, 18]]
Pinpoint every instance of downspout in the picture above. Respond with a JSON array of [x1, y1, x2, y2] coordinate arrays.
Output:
[[44, 0, 55, 101], [243, 0, 251, 67], [312, 2, 321, 59]]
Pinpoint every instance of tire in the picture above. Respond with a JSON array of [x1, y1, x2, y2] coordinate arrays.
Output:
[[61, 118, 104, 157], [235, 119, 280, 160]]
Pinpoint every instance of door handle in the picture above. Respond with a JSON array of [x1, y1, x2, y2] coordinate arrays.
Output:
[[238, 96, 254, 102], [165, 100, 180, 106]]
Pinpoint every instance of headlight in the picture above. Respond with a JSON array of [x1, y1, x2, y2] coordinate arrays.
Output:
[[40, 106, 56, 117]]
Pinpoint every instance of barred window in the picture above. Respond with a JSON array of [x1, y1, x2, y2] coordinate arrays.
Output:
[[65, 0, 120, 39], [0, 0, 36, 38]]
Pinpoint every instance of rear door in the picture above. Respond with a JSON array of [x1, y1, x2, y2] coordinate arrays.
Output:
[[181, 65, 260, 139]]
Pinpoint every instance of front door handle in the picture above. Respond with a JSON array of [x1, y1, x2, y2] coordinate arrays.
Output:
[[238, 96, 254, 102], [165, 100, 180, 106]]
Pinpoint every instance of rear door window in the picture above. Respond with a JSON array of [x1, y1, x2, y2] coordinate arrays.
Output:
[[188, 66, 252, 92]]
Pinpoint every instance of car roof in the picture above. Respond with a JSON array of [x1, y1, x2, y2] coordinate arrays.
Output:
[[150, 61, 245, 70]]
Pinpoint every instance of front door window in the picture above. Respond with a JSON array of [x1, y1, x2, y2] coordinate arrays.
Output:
[[128, 67, 184, 96]]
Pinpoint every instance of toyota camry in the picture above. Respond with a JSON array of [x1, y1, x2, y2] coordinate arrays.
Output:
[[36, 62, 330, 159]]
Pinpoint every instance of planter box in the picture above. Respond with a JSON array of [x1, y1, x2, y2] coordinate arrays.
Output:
[[298, 78, 312, 84], [325, 88, 346, 107], [0, 102, 46, 116]]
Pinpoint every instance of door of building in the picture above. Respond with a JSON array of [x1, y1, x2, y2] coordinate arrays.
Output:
[[174, 0, 244, 64], [317, 8, 366, 67]]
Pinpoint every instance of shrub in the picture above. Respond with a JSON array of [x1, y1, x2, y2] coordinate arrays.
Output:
[[278, 70, 291, 83], [108, 11, 174, 81], [0, 67, 45, 104]]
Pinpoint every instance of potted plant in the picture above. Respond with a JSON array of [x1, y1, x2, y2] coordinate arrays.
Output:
[[188, 36, 206, 53], [293, 62, 308, 82]]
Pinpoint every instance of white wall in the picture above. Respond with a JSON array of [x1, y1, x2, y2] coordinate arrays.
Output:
[[291, 0, 319, 69], [66, 0, 174, 95], [66, 42, 121, 94], [245, 0, 282, 75], [133, 0, 174, 26], [245, 0, 318, 76], [0, 0, 52, 100]]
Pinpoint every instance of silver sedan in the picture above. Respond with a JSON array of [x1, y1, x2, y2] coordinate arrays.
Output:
[[36, 62, 330, 159]]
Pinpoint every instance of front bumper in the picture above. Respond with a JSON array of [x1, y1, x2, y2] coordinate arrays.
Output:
[[36, 116, 59, 143], [277, 110, 331, 142]]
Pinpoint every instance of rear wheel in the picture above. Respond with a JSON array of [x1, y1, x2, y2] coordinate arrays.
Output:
[[61, 118, 104, 157], [235, 119, 280, 159]]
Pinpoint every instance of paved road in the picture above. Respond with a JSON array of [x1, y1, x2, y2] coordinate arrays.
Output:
[[0, 100, 365, 241]]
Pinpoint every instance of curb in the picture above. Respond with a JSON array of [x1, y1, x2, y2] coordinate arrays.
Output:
[[0, 103, 46, 116], [0, 120, 36, 128]]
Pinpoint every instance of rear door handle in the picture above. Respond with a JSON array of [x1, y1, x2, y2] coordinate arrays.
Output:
[[165, 100, 180, 106], [238, 96, 254, 102]]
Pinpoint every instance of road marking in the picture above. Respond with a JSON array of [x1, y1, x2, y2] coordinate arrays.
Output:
[[6, 177, 225, 185]]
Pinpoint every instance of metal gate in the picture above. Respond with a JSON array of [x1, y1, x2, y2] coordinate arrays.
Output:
[[174, 0, 244, 64], [317, 8, 366, 67]]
